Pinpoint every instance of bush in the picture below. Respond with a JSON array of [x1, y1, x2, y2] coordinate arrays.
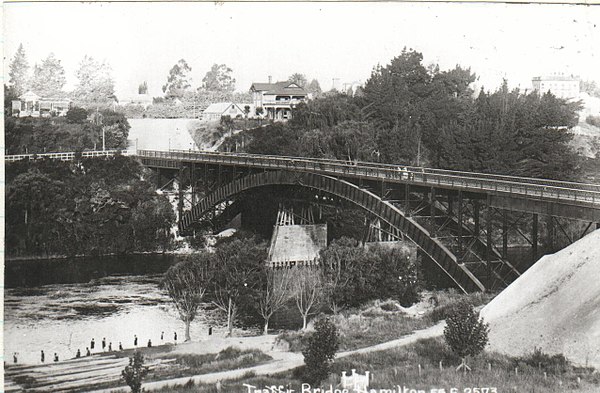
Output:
[[66, 106, 89, 123], [121, 351, 149, 393], [586, 115, 600, 128], [443, 300, 489, 361], [516, 347, 571, 375], [302, 317, 339, 385]]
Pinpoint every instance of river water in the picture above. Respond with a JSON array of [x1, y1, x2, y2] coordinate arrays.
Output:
[[4, 254, 226, 365]]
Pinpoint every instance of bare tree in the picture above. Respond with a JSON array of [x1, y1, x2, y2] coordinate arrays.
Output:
[[258, 268, 292, 335], [293, 267, 322, 330], [162, 255, 211, 341]]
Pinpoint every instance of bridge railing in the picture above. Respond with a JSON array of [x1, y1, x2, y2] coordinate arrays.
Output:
[[139, 150, 600, 205], [5, 150, 134, 162], [167, 149, 600, 193]]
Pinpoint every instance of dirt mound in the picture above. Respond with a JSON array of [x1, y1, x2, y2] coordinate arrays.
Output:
[[481, 229, 600, 368]]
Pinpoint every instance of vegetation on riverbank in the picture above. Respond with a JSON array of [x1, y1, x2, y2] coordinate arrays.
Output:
[[5, 156, 175, 258]]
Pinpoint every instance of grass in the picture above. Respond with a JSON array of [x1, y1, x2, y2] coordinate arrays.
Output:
[[150, 339, 600, 393]]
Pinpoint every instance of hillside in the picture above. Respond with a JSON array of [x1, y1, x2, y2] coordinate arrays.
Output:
[[481, 229, 600, 368]]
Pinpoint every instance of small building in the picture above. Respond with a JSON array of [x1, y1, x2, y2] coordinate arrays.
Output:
[[12, 91, 71, 117], [250, 80, 308, 121], [532, 74, 580, 100], [202, 102, 248, 122]]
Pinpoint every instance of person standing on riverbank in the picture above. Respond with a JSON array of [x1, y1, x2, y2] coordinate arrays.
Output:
[[76, 349, 81, 358], [161, 331, 164, 341], [119, 342, 123, 351], [102, 337, 106, 351], [41, 350, 45, 363], [91, 338, 95, 350], [86, 348, 91, 356], [13, 353, 18, 364], [134, 335, 138, 346], [54, 353, 59, 362], [108, 342, 112, 352]]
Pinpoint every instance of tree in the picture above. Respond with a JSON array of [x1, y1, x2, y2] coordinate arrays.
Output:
[[66, 107, 89, 123], [288, 73, 308, 88], [293, 267, 322, 330], [29, 53, 66, 97], [162, 256, 211, 341], [138, 81, 148, 95], [163, 59, 192, 99], [121, 351, 149, 393], [9, 44, 29, 96], [258, 268, 292, 335], [73, 56, 116, 105], [302, 317, 339, 385], [306, 79, 322, 97], [210, 238, 266, 336], [443, 301, 489, 373], [202, 63, 235, 93]]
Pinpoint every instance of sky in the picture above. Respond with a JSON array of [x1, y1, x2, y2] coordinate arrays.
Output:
[[3, 2, 600, 99]]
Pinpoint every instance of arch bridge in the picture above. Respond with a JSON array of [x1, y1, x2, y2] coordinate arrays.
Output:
[[137, 149, 600, 293], [8, 149, 600, 292]]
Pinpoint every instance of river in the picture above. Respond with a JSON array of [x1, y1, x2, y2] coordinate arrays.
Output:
[[4, 254, 226, 365]]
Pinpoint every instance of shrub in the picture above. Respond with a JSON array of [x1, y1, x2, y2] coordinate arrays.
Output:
[[586, 115, 600, 128], [302, 317, 339, 385], [66, 106, 89, 123], [121, 351, 149, 393], [443, 301, 489, 361], [517, 347, 571, 375]]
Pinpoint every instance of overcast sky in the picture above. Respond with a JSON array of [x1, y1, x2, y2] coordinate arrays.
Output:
[[3, 2, 599, 99]]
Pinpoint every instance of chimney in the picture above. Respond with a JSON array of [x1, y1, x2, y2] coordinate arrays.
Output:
[[268, 75, 272, 84]]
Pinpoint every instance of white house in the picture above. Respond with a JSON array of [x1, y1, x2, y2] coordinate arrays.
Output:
[[202, 102, 249, 121], [532, 74, 580, 100], [12, 91, 71, 117], [249, 80, 308, 121]]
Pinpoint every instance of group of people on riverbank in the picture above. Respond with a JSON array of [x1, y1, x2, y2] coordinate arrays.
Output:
[[11, 331, 180, 365]]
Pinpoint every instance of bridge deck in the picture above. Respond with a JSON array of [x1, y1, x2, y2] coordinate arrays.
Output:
[[136, 150, 600, 212]]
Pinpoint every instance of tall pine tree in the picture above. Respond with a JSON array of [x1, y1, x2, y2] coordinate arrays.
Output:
[[9, 44, 29, 96]]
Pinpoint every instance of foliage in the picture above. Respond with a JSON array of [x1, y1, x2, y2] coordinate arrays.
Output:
[[5, 157, 175, 258], [443, 300, 489, 359], [586, 115, 600, 128], [202, 63, 235, 93], [306, 79, 322, 97], [9, 43, 29, 96], [29, 53, 66, 98], [121, 351, 149, 393], [302, 317, 339, 385], [320, 238, 421, 312], [163, 255, 211, 341], [163, 59, 193, 99], [138, 81, 148, 95], [580, 80, 600, 99], [257, 268, 293, 334], [66, 107, 89, 123], [516, 347, 571, 375], [209, 238, 267, 336], [73, 55, 116, 106], [288, 73, 308, 88]]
